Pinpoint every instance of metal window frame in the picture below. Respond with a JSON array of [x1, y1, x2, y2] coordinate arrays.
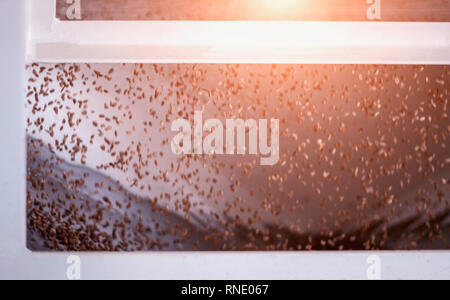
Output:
[[28, 0, 450, 64], [0, 0, 449, 279]]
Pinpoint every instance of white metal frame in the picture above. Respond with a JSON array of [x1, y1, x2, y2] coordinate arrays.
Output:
[[0, 0, 449, 279], [28, 0, 450, 64]]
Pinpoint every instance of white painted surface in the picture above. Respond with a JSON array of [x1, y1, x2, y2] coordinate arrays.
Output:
[[4, 251, 450, 280], [0, 0, 449, 280], [27, 0, 450, 64]]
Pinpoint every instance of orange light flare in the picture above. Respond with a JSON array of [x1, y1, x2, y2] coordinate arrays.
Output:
[[256, 0, 306, 19]]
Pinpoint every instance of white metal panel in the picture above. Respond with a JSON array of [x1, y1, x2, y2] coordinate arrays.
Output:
[[4, 251, 450, 280], [27, 0, 450, 64]]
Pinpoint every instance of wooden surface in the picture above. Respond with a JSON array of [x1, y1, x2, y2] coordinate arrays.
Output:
[[56, 0, 450, 21]]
